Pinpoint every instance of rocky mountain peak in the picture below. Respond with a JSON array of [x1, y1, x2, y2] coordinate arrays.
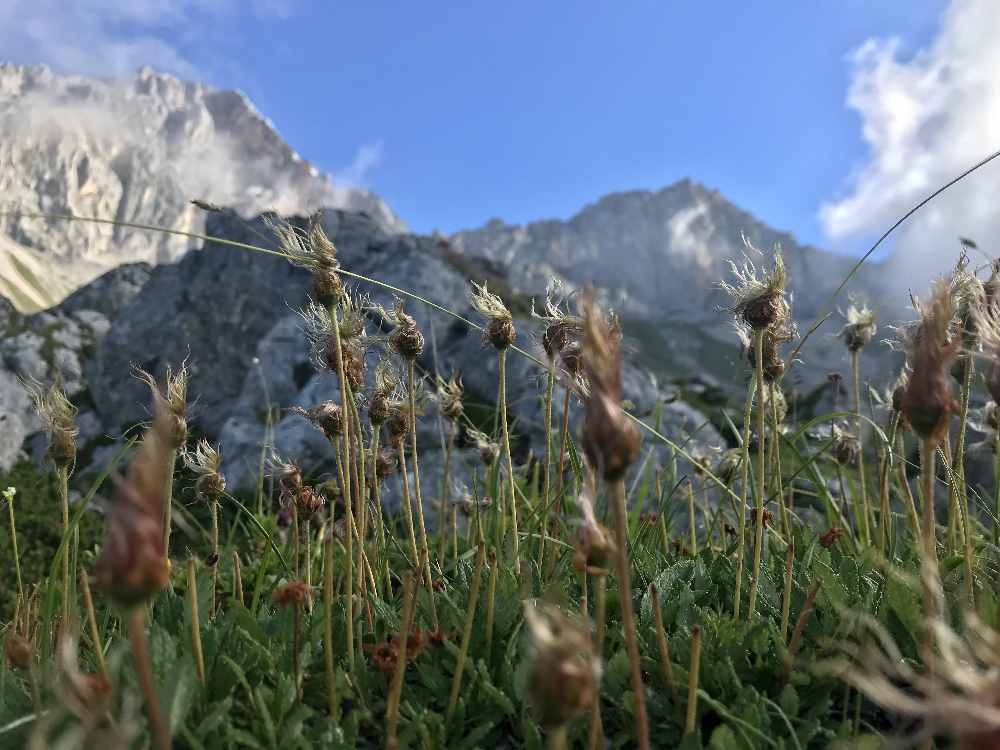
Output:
[[0, 63, 405, 311]]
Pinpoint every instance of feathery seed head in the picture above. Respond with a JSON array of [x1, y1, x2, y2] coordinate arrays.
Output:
[[24, 378, 78, 468], [268, 213, 344, 306], [134, 362, 189, 449], [718, 238, 789, 331], [466, 427, 500, 467], [434, 371, 464, 422], [838, 296, 877, 352], [290, 401, 344, 442], [715, 448, 744, 485], [267, 452, 303, 500], [299, 299, 367, 390], [294, 485, 326, 519], [579, 291, 640, 480], [829, 423, 860, 466], [735, 320, 794, 382], [184, 439, 225, 502], [899, 278, 961, 444], [533, 280, 583, 359], [571, 488, 616, 575], [470, 280, 516, 350], [523, 603, 600, 729], [380, 296, 424, 360]]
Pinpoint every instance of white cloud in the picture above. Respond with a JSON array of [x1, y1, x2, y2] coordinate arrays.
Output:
[[820, 0, 1000, 284], [333, 141, 384, 187], [0, 0, 292, 78]]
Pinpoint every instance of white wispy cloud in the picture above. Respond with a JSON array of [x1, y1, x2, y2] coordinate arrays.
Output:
[[820, 0, 1000, 283], [0, 0, 292, 78]]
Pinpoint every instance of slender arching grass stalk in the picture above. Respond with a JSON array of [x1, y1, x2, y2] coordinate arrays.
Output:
[[733, 375, 755, 618], [187, 558, 206, 685], [686, 479, 698, 555], [684, 624, 702, 737], [447, 542, 485, 722], [850, 349, 872, 548], [5, 489, 24, 606], [497, 350, 522, 576], [747, 330, 768, 620], [129, 607, 171, 750], [79, 571, 108, 684], [878, 413, 901, 553], [586, 571, 606, 750], [407, 360, 439, 629], [610, 477, 650, 750]]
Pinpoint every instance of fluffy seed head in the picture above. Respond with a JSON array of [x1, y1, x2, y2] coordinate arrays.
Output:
[[381, 296, 424, 360], [434, 371, 464, 422], [267, 452, 303, 500], [466, 427, 500, 467], [899, 279, 961, 444], [299, 298, 368, 390], [134, 362, 189, 449], [718, 238, 789, 331], [579, 292, 640, 480], [470, 280, 516, 350], [290, 401, 344, 442], [268, 212, 344, 306], [829, 423, 860, 466], [838, 296, 877, 353], [571, 488, 616, 575], [23, 378, 78, 467], [94, 395, 172, 609], [183, 439, 226, 502], [523, 603, 600, 729], [533, 280, 583, 359]]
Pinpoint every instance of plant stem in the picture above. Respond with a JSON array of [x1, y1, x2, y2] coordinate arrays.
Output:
[[386, 573, 416, 750], [686, 479, 698, 555], [556, 385, 572, 507], [994, 426, 1000, 548], [685, 625, 702, 737], [80, 571, 108, 683], [954, 356, 976, 608], [187, 558, 206, 685], [407, 360, 439, 629], [851, 350, 871, 547], [395, 437, 421, 571], [587, 573, 606, 750], [539, 357, 556, 573], [547, 725, 568, 750], [484, 549, 498, 660], [747, 330, 767, 620], [323, 535, 337, 718], [7, 491, 24, 606], [446, 542, 485, 721], [58, 464, 72, 628], [733, 373, 755, 618], [210, 499, 219, 615], [650, 584, 677, 700], [498, 350, 521, 576], [781, 543, 795, 644], [919, 437, 939, 669], [163, 449, 176, 561], [129, 608, 171, 750], [233, 551, 244, 607], [610, 478, 650, 750], [438, 424, 456, 567]]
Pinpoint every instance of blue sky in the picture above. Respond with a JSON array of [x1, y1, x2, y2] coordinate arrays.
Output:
[[10, 0, 1000, 276]]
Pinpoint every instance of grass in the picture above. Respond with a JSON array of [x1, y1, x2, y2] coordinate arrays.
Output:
[[4, 159, 1000, 747]]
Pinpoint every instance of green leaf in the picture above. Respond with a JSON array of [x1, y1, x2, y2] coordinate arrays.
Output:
[[709, 725, 741, 750], [165, 659, 198, 733]]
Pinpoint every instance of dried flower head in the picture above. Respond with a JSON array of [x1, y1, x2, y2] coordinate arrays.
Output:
[[290, 401, 344, 442], [23, 378, 78, 467], [819, 526, 844, 549], [267, 452, 303, 500], [533, 280, 583, 360], [434, 371, 465, 422], [838, 296, 877, 352], [94, 395, 172, 609], [273, 580, 311, 607], [365, 640, 399, 675], [378, 296, 424, 360], [714, 448, 744, 485], [465, 427, 500, 467], [571, 488, 616, 575], [134, 362, 189, 450], [523, 603, 600, 729], [899, 278, 961, 444], [367, 448, 400, 490], [718, 238, 789, 331], [298, 298, 368, 390], [735, 321, 794, 382], [183, 439, 226, 502], [829, 423, 860, 466], [579, 292, 639, 480], [268, 212, 344, 306], [294, 485, 326, 519], [824, 561, 1000, 748], [367, 359, 402, 426], [973, 288, 1000, 405], [470, 280, 516, 350]]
